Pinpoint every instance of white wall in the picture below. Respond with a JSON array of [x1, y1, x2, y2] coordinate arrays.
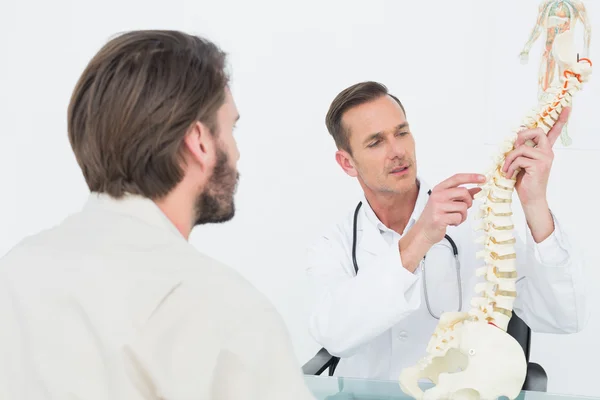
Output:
[[1, 0, 598, 397]]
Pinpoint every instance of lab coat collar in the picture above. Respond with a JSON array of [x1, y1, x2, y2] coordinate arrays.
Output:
[[83, 192, 185, 240], [358, 177, 431, 254]]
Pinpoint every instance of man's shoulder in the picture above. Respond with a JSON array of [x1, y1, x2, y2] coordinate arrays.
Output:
[[180, 247, 263, 290], [148, 249, 282, 340], [0, 222, 64, 265], [303, 203, 360, 274], [162, 244, 276, 311], [0, 213, 271, 310], [308, 203, 357, 248]]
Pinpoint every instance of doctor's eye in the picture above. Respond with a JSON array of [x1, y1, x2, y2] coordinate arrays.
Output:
[[367, 140, 381, 148]]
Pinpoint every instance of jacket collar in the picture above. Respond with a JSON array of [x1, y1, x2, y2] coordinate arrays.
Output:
[[358, 177, 431, 255], [82, 192, 185, 240]]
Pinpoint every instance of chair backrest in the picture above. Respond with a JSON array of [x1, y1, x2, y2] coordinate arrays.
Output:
[[506, 312, 532, 362]]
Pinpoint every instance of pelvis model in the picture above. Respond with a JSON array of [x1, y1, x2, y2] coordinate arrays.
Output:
[[398, 17, 592, 400]]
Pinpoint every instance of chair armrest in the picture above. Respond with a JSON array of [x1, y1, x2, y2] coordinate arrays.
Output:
[[302, 348, 336, 375], [523, 362, 548, 392]]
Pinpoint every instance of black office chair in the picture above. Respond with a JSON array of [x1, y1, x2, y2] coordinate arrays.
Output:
[[302, 312, 547, 392], [507, 312, 548, 392]]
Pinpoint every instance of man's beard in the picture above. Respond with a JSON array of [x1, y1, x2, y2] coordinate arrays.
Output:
[[193, 146, 239, 226]]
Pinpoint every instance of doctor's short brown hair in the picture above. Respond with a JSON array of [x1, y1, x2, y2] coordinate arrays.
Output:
[[67, 30, 229, 199], [325, 81, 406, 154]]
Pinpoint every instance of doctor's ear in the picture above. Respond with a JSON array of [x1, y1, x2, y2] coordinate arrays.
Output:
[[335, 150, 358, 178], [182, 121, 215, 171]]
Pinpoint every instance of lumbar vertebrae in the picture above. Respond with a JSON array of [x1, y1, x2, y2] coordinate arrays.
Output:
[[399, 27, 592, 400]]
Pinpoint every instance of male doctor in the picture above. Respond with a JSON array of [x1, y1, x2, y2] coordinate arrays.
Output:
[[306, 81, 587, 381]]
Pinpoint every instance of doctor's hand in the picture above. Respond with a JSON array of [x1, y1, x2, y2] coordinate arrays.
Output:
[[502, 107, 570, 242], [399, 173, 484, 273], [417, 173, 485, 245], [503, 107, 569, 207]]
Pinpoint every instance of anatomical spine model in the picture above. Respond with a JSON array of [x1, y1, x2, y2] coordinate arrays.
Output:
[[398, 27, 592, 400]]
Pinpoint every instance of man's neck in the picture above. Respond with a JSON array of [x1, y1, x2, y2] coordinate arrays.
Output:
[[154, 190, 194, 240], [365, 182, 420, 235]]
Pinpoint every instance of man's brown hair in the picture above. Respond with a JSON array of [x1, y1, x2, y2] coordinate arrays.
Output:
[[325, 81, 406, 154], [68, 30, 229, 199]]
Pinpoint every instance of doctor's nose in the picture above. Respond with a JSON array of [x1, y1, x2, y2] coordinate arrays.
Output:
[[387, 140, 406, 159]]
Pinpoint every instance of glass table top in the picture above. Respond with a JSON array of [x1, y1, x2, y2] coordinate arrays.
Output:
[[304, 375, 600, 400]]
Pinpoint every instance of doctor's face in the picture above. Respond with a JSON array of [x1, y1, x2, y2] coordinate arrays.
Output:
[[194, 89, 240, 225], [338, 95, 417, 195]]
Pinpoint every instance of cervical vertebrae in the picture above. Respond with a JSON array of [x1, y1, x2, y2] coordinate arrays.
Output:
[[399, 28, 592, 400]]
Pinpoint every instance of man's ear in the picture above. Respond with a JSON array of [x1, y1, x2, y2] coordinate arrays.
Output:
[[335, 150, 358, 178], [183, 121, 214, 171]]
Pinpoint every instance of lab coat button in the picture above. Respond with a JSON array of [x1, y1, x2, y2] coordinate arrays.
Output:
[[397, 331, 408, 340]]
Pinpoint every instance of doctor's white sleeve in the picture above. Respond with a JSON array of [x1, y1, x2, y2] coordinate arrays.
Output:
[[513, 210, 588, 333], [305, 234, 422, 358]]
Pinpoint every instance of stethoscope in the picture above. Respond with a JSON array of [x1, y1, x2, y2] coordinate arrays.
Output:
[[351, 189, 462, 319]]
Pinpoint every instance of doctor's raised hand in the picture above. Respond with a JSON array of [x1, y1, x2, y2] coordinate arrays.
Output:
[[399, 173, 485, 272], [502, 107, 571, 243]]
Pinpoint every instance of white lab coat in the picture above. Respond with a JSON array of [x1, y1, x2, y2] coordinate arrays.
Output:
[[0, 193, 315, 400], [306, 177, 587, 381]]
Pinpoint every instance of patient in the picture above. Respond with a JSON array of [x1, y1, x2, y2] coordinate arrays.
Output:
[[0, 30, 314, 400]]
